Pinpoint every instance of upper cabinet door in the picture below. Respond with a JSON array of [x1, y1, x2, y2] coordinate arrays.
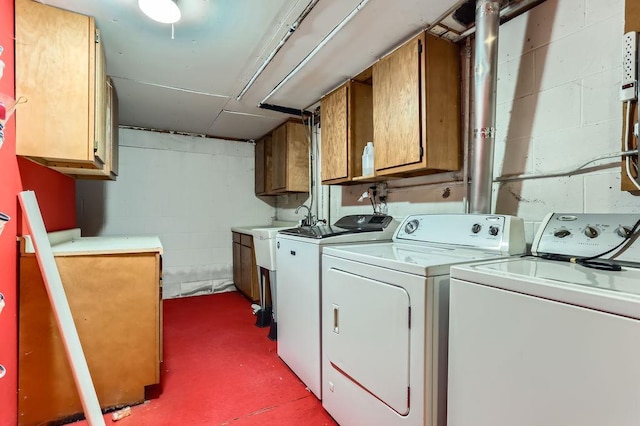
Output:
[[107, 77, 120, 178], [321, 85, 349, 183], [271, 124, 287, 192], [373, 34, 423, 173], [268, 121, 309, 194], [93, 30, 107, 165], [321, 81, 373, 185], [283, 122, 309, 193], [255, 134, 273, 195], [15, 0, 99, 166], [373, 32, 461, 176]]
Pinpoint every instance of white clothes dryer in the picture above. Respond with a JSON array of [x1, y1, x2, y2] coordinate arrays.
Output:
[[321, 214, 526, 426]]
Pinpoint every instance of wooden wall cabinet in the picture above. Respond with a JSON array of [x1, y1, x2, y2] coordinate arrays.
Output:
[[66, 76, 120, 180], [320, 80, 373, 184], [270, 121, 309, 193], [107, 76, 120, 178], [15, 0, 115, 178], [18, 242, 162, 425], [255, 134, 272, 195], [372, 32, 461, 177], [232, 232, 259, 302]]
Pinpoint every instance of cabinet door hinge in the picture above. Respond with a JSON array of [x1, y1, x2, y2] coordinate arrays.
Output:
[[94, 140, 99, 153], [419, 145, 424, 160], [418, 40, 423, 55], [408, 306, 411, 329], [95, 30, 100, 44]]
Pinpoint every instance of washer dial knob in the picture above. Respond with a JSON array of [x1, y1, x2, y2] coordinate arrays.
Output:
[[405, 219, 419, 234], [471, 223, 482, 234], [489, 226, 499, 236], [617, 226, 632, 238], [584, 226, 599, 239]]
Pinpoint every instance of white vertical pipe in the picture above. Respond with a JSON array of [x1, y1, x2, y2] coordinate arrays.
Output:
[[470, 0, 500, 214], [19, 191, 105, 426], [461, 38, 472, 213]]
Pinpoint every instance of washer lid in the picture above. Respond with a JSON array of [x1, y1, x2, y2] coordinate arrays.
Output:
[[451, 258, 640, 318], [323, 242, 508, 276]]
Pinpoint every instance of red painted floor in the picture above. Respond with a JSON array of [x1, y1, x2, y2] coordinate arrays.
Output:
[[67, 291, 337, 426]]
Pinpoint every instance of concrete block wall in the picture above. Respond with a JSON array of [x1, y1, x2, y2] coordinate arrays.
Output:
[[493, 0, 629, 220], [321, 0, 640, 246], [76, 128, 276, 299]]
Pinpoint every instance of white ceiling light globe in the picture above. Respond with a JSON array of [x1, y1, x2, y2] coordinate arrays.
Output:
[[138, 0, 181, 24]]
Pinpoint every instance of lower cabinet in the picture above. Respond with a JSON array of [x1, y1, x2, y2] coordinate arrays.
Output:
[[18, 250, 162, 426], [232, 232, 259, 302]]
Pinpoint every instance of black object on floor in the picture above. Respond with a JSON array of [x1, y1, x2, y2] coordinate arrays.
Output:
[[255, 308, 272, 328], [268, 321, 277, 341]]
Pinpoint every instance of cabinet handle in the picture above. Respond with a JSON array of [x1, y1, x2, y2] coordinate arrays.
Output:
[[290, 250, 296, 256], [333, 304, 339, 334]]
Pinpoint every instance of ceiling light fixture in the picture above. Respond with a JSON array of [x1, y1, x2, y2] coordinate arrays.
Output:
[[138, 0, 181, 24]]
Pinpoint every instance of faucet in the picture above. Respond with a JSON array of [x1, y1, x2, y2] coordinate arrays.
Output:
[[295, 204, 314, 227]]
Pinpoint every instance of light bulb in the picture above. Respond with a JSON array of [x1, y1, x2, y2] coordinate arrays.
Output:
[[138, 0, 181, 24]]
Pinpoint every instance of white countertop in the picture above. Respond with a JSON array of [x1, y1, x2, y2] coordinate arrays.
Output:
[[21, 228, 163, 256], [231, 221, 297, 236]]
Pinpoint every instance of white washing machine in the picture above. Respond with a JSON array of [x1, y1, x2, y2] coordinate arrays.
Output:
[[276, 214, 398, 399], [448, 213, 640, 426], [321, 214, 526, 426]]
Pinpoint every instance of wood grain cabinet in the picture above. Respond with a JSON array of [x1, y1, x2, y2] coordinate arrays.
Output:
[[255, 134, 272, 195], [67, 76, 119, 180], [270, 121, 309, 193], [372, 32, 461, 176], [106, 76, 120, 178], [18, 239, 162, 425], [15, 0, 116, 179], [232, 232, 259, 302], [320, 80, 373, 184]]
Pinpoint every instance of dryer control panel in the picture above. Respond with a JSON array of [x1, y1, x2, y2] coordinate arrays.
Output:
[[533, 213, 640, 262], [394, 214, 526, 255]]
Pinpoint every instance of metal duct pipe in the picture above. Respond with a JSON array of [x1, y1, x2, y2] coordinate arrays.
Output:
[[469, 0, 500, 214]]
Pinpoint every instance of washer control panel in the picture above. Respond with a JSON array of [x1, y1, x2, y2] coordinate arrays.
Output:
[[533, 213, 640, 260], [394, 214, 526, 255]]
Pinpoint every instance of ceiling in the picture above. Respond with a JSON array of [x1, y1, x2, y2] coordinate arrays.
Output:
[[40, 0, 474, 141]]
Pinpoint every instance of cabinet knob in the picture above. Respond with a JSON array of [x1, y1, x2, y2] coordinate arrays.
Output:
[[0, 364, 6, 379], [0, 292, 4, 315]]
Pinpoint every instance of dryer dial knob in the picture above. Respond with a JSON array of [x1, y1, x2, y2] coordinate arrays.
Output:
[[405, 219, 419, 234], [584, 226, 599, 239], [489, 226, 499, 236], [554, 229, 571, 238], [616, 226, 632, 238], [471, 223, 482, 234]]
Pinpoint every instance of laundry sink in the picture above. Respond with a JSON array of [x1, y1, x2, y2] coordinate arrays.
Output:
[[251, 227, 290, 271], [251, 226, 293, 335]]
